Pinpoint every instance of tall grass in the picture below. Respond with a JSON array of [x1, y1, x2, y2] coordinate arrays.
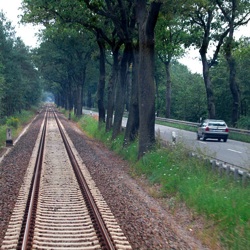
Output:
[[79, 115, 250, 250], [0, 125, 7, 147]]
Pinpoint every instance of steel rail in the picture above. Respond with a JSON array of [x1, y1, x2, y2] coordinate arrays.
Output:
[[18, 108, 48, 250], [53, 110, 116, 250]]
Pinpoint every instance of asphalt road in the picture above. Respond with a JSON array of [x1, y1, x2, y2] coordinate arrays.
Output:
[[122, 118, 250, 171], [85, 110, 250, 172], [155, 124, 250, 171]]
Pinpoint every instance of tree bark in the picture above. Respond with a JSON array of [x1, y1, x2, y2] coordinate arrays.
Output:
[[200, 51, 216, 119], [227, 52, 239, 126], [124, 45, 139, 144], [97, 35, 106, 124], [67, 76, 74, 111], [112, 43, 132, 139], [165, 61, 171, 118], [196, 9, 217, 119], [106, 46, 120, 131], [76, 83, 83, 116], [137, 0, 161, 159], [217, 0, 240, 126]]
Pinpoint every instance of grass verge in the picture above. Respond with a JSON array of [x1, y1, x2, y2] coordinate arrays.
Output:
[[0, 108, 37, 149], [78, 114, 250, 250]]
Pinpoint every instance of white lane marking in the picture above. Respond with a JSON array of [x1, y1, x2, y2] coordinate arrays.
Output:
[[227, 149, 242, 154]]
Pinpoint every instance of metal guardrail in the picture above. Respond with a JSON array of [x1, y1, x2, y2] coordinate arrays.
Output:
[[157, 117, 250, 174], [84, 108, 250, 136], [84, 109, 250, 175], [156, 117, 250, 135], [190, 152, 250, 183]]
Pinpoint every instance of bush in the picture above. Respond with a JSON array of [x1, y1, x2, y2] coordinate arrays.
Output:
[[0, 109, 36, 148], [6, 117, 19, 129], [237, 116, 250, 130]]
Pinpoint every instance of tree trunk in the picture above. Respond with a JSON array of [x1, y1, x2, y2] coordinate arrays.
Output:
[[97, 36, 106, 124], [67, 77, 74, 111], [227, 55, 239, 126], [137, 0, 161, 159], [73, 89, 77, 115], [74, 65, 86, 116], [124, 45, 139, 144], [200, 51, 216, 119], [165, 61, 171, 118], [87, 89, 92, 108], [76, 84, 82, 116], [112, 43, 132, 139], [222, 0, 240, 127], [196, 9, 216, 120], [106, 46, 120, 131]]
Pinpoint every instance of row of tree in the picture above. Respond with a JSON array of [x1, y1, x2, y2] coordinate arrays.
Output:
[[20, 0, 250, 158], [0, 12, 42, 119]]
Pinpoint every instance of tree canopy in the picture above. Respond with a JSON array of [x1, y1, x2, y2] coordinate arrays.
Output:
[[4, 0, 247, 158], [0, 12, 42, 118]]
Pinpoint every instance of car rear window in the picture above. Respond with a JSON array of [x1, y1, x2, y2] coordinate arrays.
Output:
[[208, 122, 226, 126]]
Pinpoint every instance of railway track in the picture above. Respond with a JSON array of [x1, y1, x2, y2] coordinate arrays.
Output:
[[1, 107, 131, 250]]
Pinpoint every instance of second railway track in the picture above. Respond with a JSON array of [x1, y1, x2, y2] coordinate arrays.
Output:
[[1, 107, 131, 250]]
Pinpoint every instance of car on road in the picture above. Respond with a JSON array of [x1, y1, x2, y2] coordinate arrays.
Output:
[[197, 119, 229, 142]]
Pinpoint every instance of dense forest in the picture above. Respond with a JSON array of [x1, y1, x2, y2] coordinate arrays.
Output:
[[0, 12, 42, 118], [0, 0, 249, 158]]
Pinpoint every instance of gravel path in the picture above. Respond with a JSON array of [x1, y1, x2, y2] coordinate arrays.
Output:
[[0, 111, 211, 249]]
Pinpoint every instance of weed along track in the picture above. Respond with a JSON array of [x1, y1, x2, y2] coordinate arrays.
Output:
[[1, 107, 131, 250]]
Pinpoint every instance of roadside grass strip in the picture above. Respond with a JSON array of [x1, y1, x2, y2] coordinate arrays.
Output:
[[78, 115, 250, 250]]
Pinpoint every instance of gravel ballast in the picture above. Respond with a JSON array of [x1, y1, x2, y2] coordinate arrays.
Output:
[[0, 111, 211, 249]]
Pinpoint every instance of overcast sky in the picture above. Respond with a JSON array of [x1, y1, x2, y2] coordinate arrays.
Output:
[[0, 1, 249, 74], [0, 0, 40, 47]]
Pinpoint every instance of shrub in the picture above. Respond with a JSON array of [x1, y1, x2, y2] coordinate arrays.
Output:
[[6, 117, 19, 129], [237, 116, 250, 130]]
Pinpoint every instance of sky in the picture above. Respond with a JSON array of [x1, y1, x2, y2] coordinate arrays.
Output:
[[0, 0, 249, 74], [0, 0, 40, 48]]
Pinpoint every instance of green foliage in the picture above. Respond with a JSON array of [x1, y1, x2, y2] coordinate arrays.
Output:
[[32, 23, 97, 111], [80, 114, 250, 249], [78, 115, 138, 162], [235, 38, 250, 118], [0, 109, 36, 147], [155, 11, 186, 61], [237, 116, 250, 130], [78, 115, 99, 138], [6, 117, 19, 129], [155, 60, 207, 121], [0, 124, 7, 147], [0, 12, 42, 118], [211, 38, 250, 126]]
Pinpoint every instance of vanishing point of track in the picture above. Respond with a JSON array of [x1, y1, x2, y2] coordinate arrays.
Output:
[[1, 107, 131, 250]]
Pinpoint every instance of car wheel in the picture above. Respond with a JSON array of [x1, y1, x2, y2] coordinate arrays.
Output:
[[218, 138, 221, 142], [223, 138, 227, 142], [197, 133, 201, 140]]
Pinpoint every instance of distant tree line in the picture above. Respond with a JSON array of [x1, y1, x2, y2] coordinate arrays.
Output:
[[20, 0, 250, 158], [0, 12, 42, 119]]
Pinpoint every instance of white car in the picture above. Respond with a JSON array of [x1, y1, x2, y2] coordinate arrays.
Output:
[[197, 119, 229, 142]]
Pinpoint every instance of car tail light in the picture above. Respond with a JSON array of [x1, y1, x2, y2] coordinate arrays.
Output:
[[205, 126, 209, 131], [225, 128, 229, 132]]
